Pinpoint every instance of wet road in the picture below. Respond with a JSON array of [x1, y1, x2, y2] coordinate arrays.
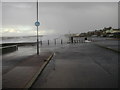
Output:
[[32, 43, 118, 88]]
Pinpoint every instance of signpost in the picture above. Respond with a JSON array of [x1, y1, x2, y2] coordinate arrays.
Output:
[[35, 0, 40, 55], [35, 21, 40, 26]]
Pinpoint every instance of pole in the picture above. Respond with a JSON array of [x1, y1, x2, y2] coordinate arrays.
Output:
[[37, 0, 39, 55]]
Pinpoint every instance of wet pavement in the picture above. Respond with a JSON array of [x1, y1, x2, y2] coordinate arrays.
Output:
[[2, 46, 37, 74], [2, 44, 68, 75], [2, 43, 68, 88], [1, 38, 119, 88], [94, 39, 119, 52], [32, 43, 118, 88], [2, 52, 53, 88]]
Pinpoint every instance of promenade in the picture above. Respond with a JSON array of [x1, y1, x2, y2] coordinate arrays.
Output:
[[2, 38, 119, 88], [94, 39, 120, 53], [32, 42, 118, 88], [2, 51, 53, 88]]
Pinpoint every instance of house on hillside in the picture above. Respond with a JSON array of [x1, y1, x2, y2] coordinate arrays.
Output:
[[105, 28, 120, 38]]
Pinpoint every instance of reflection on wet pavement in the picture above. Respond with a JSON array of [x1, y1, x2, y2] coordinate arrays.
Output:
[[2, 46, 37, 74]]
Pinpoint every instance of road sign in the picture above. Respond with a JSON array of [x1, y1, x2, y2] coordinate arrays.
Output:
[[35, 21, 40, 26]]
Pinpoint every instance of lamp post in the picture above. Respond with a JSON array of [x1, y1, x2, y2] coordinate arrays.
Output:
[[35, 0, 40, 55]]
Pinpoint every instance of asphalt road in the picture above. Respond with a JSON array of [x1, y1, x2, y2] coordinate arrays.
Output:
[[32, 42, 118, 88]]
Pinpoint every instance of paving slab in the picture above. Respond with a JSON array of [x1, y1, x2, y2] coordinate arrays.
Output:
[[2, 51, 54, 88]]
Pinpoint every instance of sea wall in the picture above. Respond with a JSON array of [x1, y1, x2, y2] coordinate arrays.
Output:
[[0, 45, 18, 54]]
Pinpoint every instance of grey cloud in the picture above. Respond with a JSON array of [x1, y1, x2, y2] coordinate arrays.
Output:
[[2, 2, 118, 36]]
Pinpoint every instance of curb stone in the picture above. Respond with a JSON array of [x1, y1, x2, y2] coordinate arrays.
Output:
[[24, 53, 55, 88]]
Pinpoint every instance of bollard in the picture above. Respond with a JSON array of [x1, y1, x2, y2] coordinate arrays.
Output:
[[54, 39, 56, 45], [48, 40, 49, 45], [40, 41, 42, 46], [61, 39, 63, 45], [71, 37, 73, 44]]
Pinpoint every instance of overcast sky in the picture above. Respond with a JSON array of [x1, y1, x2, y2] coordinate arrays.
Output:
[[1, 2, 118, 37]]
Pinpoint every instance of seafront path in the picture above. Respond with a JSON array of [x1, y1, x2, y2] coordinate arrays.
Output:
[[2, 38, 119, 88], [32, 39, 119, 88], [2, 43, 67, 88]]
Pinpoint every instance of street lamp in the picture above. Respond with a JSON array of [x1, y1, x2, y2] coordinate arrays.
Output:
[[35, 0, 40, 55]]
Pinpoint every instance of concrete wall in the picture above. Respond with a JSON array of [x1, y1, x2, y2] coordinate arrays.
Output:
[[1, 45, 18, 54]]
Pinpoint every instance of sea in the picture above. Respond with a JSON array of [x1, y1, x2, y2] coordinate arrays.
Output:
[[0, 34, 69, 44], [0, 34, 109, 45]]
